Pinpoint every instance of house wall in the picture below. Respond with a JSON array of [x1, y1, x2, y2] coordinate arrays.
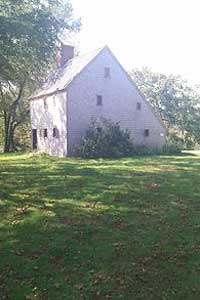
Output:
[[30, 92, 67, 156], [67, 47, 166, 155]]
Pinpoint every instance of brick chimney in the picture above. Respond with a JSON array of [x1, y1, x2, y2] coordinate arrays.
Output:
[[56, 43, 75, 67]]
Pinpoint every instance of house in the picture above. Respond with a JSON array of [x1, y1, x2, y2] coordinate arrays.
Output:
[[30, 44, 166, 157]]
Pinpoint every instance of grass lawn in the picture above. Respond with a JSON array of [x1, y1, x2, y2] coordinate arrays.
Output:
[[0, 153, 200, 300]]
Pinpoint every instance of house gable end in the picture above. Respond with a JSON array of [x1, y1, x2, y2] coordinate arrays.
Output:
[[67, 46, 166, 154], [68, 46, 166, 133], [102, 47, 166, 132]]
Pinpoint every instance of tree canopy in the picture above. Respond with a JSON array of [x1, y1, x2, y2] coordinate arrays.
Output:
[[130, 68, 200, 145], [0, 0, 80, 82], [0, 0, 81, 152]]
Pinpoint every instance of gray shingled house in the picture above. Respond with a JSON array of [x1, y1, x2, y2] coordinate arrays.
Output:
[[30, 45, 166, 157]]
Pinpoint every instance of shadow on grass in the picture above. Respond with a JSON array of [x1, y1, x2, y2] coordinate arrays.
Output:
[[1, 153, 200, 300]]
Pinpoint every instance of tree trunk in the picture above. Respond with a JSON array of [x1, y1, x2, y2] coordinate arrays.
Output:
[[9, 127, 15, 151], [1, 81, 26, 152], [4, 125, 12, 152], [3, 116, 20, 152], [3, 114, 10, 153]]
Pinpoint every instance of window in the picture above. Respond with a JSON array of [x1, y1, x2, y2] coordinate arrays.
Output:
[[43, 98, 47, 110], [136, 102, 141, 110], [44, 129, 48, 138], [32, 129, 37, 150], [104, 67, 110, 78], [53, 127, 59, 138], [144, 129, 149, 137], [39, 129, 43, 137], [96, 95, 103, 106], [96, 127, 102, 133], [53, 96, 56, 107]]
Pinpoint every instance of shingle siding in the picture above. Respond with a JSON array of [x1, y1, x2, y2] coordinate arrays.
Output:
[[67, 47, 166, 155], [30, 46, 166, 157], [30, 93, 68, 156]]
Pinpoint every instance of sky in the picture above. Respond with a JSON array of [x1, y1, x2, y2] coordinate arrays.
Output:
[[70, 0, 200, 85]]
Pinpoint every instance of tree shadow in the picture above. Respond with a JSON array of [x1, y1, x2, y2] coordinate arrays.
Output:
[[1, 153, 200, 299]]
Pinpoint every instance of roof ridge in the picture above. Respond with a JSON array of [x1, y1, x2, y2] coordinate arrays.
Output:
[[31, 46, 106, 100], [66, 45, 105, 63]]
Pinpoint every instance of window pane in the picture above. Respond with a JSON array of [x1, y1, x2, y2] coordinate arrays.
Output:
[[144, 129, 149, 137], [43, 99, 47, 110], [53, 128, 59, 138], [136, 102, 141, 110], [96, 127, 102, 133], [39, 129, 43, 137], [96, 95, 103, 106], [44, 129, 48, 138], [104, 67, 110, 78]]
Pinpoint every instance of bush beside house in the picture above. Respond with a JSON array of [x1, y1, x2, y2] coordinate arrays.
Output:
[[78, 118, 182, 159], [78, 118, 134, 158]]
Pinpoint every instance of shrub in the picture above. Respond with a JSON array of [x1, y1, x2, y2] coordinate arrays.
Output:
[[78, 118, 134, 158], [163, 133, 184, 153], [132, 134, 183, 156], [132, 146, 162, 156]]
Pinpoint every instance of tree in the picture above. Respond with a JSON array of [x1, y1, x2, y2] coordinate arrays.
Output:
[[130, 68, 200, 145], [0, 0, 80, 152]]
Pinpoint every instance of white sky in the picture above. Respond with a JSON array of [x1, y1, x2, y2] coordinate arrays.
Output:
[[70, 0, 200, 85]]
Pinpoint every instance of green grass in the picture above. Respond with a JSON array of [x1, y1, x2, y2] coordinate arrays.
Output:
[[0, 153, 200, 300]]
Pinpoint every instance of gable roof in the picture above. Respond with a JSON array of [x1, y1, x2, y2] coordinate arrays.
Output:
[[31, 45, 166, 132], [31, 46, 105, 100]]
